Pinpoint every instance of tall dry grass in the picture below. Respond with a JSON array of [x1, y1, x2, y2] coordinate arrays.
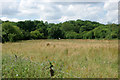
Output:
[[2, 39, 118, 78]]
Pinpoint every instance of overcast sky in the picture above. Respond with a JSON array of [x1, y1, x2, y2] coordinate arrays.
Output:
[[0, 0, 119, 24]]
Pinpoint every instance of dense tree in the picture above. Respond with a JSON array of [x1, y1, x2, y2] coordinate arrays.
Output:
[[1, 19, 119, 43], [0, 24, 2, 42], [65, 31, 80, 39], [61, 22, 74, 32], [83, 31, 95, 39], [17, 20, 35, 32], [2, 22, 23, 42], [22, 30, 31, 40], [36, 23, 48, 38], [30, 30, 44, 39], [48, 26, 64, 39]]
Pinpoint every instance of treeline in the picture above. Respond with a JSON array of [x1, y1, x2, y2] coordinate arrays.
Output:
[[1, 19, 119, 43]]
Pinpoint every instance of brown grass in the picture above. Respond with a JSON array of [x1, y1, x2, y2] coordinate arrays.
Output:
[[2, 39, 118, 78]]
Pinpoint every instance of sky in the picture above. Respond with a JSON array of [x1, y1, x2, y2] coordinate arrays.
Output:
[[0, 0, 119, 24]]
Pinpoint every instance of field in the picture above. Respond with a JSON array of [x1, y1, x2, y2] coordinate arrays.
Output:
[[2, 39, 118, 78]]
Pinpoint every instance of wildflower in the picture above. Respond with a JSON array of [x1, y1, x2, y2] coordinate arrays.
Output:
[[16, 74, 18, 76]]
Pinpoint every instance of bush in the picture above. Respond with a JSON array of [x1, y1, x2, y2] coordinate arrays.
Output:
[[65, 31, 80, 39], [2, 22, 23, 42], [83, 31, 95, 39], [48, 26, 64, 39], [30, 30, 44, 39]]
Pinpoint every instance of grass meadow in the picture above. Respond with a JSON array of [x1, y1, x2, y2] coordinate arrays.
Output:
[[2, 39, 118, 78]]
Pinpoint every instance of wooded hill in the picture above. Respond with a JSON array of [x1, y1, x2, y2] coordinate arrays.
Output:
[[1, 19, 119, 43]]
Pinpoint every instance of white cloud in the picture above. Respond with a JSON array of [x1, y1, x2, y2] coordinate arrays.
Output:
[[59, 16, 69, 22], [1, 0, 119, 2], [104, 2, 118, 11], [100, 1, 118, 24], [1, 0, 119, 24], [2, 0, 20, 16], [0, 17, 24, 22], [57, 3, 105, 23], [99, 10, 118, 24]]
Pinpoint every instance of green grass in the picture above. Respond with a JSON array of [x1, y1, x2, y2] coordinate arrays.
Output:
[[2, 39, 118, 78], [2, 54, 70, 78]]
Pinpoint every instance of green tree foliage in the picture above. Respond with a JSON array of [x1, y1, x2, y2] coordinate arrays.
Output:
[[36, 22, 48, 38], [2, 22, 23, 42], [83, 31, 95, 39], [0, 24, 2, 42], [48, 26, 64, 39], [65, 31, 80, 39], [30, 30, 44, 39], [61, 21, 80, 33], [22, 30, 31, 40], [93, 26, 108, 39], [93, 24, 118, 39], [118, 24, 120, 39], [1, 19, 119, 42], [61, 22, 74, 32], [105, 24, 118, 39], [17, 20, 35, 32]]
